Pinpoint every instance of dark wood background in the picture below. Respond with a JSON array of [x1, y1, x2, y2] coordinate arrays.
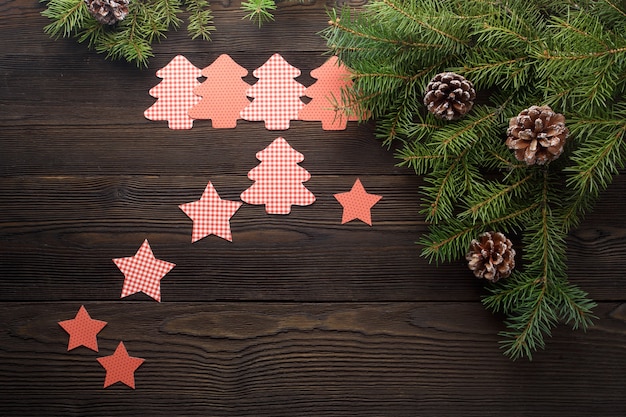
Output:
[[2, 0, 626, 415]]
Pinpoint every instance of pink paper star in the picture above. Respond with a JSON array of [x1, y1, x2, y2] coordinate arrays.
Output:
[[58, 305, 107, 352], [179, 182, 242, 243], [334, 178, 382, 226], [112, 239, 176, 302], [97, 341, 145, 389]]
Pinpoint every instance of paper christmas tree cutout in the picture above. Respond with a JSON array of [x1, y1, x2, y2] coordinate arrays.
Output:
[[188, 54, 251, 128], [241, 137, 315, 214], [112, 239, 176, 302], [97, 341, 145, 389], [240, 54, 306, 130], [334, 178, 382, 226], [144, 55, 202, 130], [299, 56, 361, 130], [58, 305, 107, 352], [179, 181, 243, 243]]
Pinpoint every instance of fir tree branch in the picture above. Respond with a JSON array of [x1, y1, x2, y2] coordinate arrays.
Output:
[[42, 0, 88, 38], [325, 0, 619, 359], [241, 0, 276, 27], [378, 0, 469, 47], [327, 17, 445, 50]]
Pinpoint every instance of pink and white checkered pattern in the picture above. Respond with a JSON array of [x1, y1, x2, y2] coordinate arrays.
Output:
[[240, 137, 315, 214], [179, 182, 243, 243], [144, 55, 202, 130], [240, 54, 306, 130], [112, 239, 176, 302]]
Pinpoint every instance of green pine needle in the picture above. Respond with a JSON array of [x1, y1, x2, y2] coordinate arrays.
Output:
[[241, 0, 277, 27]]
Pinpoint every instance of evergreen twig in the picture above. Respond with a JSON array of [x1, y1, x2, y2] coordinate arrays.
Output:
[[41, 0, 215, 66]]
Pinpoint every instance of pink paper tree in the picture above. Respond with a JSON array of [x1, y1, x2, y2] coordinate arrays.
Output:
[[240, 54, 306, 130], [188, 54, 251, 128], [299, 56, 361, 130], [144, 55, 202, 130], [240, 137, 315, 214]]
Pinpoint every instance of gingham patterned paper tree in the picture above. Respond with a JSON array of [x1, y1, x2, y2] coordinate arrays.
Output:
[[188, 54, 251, 128], [240, 54, 306, 130], [240, 137, 315, 214], [144, 55, 202, 130], [299, 56, 360, 130]]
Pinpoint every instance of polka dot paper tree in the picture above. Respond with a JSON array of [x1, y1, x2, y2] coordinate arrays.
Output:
[[240, 137, 315, 214], [188, 54, 251, 129], [299, 56, 361, 130], [144, 55, 202, 130], [240, 54, 306, 130]]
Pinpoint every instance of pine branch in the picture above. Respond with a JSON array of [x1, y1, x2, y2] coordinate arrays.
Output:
[[186, 0, 215, 40], [41, 0, 215, 66], [241, 0, 276, 27], [323, 0, 618, 359], [42, 0, 89, 38]]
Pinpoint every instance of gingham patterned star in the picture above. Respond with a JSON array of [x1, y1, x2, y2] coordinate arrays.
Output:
[[179, 181, 243, 243], [112, 240, 176, 302], [240, 53, 306, 130]]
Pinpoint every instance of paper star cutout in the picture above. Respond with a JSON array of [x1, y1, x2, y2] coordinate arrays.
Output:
[[334, 178, 382, 226], [58, 305, 107, 352], [97, 341, 145, 389], [179, 182, 242, 243], [112, 239, 176, 302]]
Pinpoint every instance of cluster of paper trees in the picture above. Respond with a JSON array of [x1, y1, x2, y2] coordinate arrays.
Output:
[[144, 54, 362, 131]]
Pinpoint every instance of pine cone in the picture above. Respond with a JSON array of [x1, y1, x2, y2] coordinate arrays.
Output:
[[466, 231, 515, 282], [84, 0, 129, 25], [423, 72, 476, 120], [506, 105, 569, 165]]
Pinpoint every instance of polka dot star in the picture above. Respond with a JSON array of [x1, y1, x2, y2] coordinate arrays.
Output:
[[97, 341, 145, 389], [334, 178, 382, 226], [58, 305, 107, 352]]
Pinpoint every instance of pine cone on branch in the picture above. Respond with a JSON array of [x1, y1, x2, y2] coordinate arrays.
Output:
[[466, 231, 515, 283], [423, 72, 476, 120], [506, 105, 569, 165], [84, 0, 129, 25]]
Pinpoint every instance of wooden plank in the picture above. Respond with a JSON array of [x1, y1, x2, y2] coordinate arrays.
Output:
[[1, 175, 624, 301], [0, 175, 465, 302], [1, 301, 625, 416], [0, 124, 402, 176]]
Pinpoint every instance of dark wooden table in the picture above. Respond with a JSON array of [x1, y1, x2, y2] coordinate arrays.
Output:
[[2, 1, 626, 415]]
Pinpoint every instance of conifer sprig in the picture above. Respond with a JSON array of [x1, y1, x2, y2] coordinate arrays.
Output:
[[323, 0, 624, 359], [42, 0, 214, 67]]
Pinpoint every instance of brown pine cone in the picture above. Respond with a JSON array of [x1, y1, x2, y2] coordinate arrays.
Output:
[[84, 0, 129, 25], [423, 72, 476, 120], [466, 231, 515, 282], [506, 105, 569, 165]]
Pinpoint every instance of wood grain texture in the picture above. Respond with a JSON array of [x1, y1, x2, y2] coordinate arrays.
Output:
[[2, 302, 626, 416], [1, 0, 626, 414]]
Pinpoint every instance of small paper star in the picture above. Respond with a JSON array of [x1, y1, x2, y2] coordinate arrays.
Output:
[[113, 239, 176, 302], [179, 182, 242, 243], [334, 178, 382, 226], [58, 305, 107, 352], [97, 341, 145, 389]]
